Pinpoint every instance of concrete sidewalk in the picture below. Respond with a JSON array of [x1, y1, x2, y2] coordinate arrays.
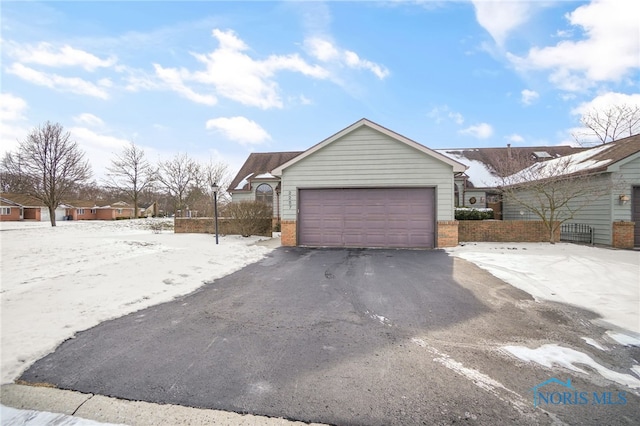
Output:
[[1, 384, 324, 426]]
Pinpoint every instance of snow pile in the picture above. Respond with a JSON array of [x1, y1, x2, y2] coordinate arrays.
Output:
[[503, 344, 640, 389], [0, 219, 274, 384], [446, 242, 640, 334]]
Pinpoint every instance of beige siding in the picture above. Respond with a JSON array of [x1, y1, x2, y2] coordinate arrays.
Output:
[[280, 126, 455, 221]]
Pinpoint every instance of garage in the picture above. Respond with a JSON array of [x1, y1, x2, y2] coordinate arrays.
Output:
[[298, 187, 435, 248]]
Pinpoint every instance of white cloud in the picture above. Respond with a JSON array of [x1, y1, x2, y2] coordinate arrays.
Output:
[[0, 93, 29, 155], [153, 64, 217, 106], [471, 0, 534, 46], [568, 92, 640, 144], [304, 37, 389, 79], [521, 89, 539, 106], [205, 116, 271, 145], [305, 37, 340, 61], [507, 0, 640, 91], [459, 123, 494, 139], [69, 126, 131, 179], [7, 63, 111, 99], [73, 113, 105, 128], [6, 41, 117, 71], [428, 105, 464, 125], [571, 92, 640, 116], [0, 93, 28, 122], [152, 29, 329, 109], [506, 133, 525, 143]]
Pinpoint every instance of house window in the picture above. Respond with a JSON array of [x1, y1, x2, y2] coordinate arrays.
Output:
[[454, 184, 460, 207], [255, 184, 273, 207], [1, 207, 10, 215], [116, 209, 123, 214], [78, 209, 85, 215], [90, 209, 96, 214]]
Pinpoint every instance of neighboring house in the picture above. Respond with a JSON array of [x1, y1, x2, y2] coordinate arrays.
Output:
[[95, 201, 136, 220], [0, 193, 66, 222], [66, 200, 138, 220], [436, 146, 587, 216], [141, 201, 159, 217], [500, 134, 640, 247], [0, 197, 22, 221], [230, 118, 466, 248], [64, 201, 100, 220]]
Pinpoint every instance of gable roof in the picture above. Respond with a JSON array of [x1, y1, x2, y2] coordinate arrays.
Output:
[[437, 146, 588, 189], [0, 193, 46, 207], [228, 151, 303, 192], [507, 133, 640, 183], [272, 118, 467, 175]]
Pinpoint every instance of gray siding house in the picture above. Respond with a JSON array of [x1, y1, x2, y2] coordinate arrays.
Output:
[[229, 118, 466, 248], [501, 134, 640, 247]]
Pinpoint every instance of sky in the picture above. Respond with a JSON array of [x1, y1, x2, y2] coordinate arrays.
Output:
[[1, 0, 639, 183]]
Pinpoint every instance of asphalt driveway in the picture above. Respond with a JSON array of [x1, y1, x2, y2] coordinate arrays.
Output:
[[20, 247, 640, 425]]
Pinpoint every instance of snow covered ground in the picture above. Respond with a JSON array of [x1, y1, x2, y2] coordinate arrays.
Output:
[[447, 242, 640, 388], [0, 219, 273, 384], [1, 224, 639, 424], [446, 242, 640, 335]]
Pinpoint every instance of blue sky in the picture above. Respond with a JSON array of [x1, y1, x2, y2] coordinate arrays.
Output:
[[2, 0, 639, 181]]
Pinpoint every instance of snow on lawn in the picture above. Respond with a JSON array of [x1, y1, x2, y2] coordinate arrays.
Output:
[[0, 219, 274, 384], [446, 242, 640, 334], [448, 242, 640, 391]]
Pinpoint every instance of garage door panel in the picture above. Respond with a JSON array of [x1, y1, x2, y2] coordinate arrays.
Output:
[[298, 188, 435, 248]]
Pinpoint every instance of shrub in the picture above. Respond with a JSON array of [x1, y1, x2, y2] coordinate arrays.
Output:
[[225, 201, 272, 237], [455, 207, 493, 221]]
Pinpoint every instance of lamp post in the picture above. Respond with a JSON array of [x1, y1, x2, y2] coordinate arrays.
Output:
[[211, 182, 219, 244]]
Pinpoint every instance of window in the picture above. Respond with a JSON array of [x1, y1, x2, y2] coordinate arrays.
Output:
[[1, 207, 10, 215], [255, 184, 273, 207], [116, 209, 123, 214], [77, 209, 85, 215], [90, 209, 96, 214], [454, 184, 460, 207]]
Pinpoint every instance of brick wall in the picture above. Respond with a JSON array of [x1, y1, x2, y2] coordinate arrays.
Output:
[[458, 220, 559, 243], [281, 220, 297, 246], [437, 221, 459, 248], [612, 221, 635, 249], [0, 207, 22, 221]]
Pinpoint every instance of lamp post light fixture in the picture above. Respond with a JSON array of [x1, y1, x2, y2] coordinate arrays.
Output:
[[211, 182, 219, 244]]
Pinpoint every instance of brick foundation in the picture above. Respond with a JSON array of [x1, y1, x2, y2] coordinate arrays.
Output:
[[612, 221, 635, 249], [458, 220, 559, 243], [437, 221, 459, 248], [281, 220, 297, 246]]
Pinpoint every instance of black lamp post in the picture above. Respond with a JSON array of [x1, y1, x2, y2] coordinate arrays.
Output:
[[211, 182, 219, 244]]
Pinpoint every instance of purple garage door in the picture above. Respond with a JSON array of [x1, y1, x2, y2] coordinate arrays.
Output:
[[298, 188, 435, 248]]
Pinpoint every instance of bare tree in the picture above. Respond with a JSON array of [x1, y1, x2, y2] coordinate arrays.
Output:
[[573, 104, 640, 145], [188, 159, 231, 216], [104, 142, 157, 218], [2, 121, 92, 226], [499, 156, 613, 243], [157, 153, 201, 215]]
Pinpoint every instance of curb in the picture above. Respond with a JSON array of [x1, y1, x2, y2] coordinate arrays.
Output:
[[1, 384, 325, 425]]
